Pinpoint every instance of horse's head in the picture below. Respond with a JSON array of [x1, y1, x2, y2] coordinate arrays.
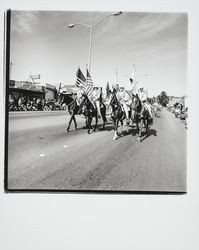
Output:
[[109, 91, 118, 108], [80, 94, 92, 114], [132, 94, 142, 113]]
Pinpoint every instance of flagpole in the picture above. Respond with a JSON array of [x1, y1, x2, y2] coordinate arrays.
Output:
[[116, 66, 118, 83], [133, 64, 136, 84]]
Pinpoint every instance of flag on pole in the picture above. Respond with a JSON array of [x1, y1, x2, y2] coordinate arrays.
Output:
[[106, 82, 111, 99], [76, 67, 87, 91], [129, 64, 135, 85], [112, 83, 120, 92], [145, 89, 148, 98], [86, 68, 94, 98], [132, 81, 139, 95], [58, 83, 62, 93], [116, 66, 118, 83]]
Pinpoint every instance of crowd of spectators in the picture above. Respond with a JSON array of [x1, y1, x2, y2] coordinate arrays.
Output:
[[8, 95, 64, 112], [167, 102, 188, 128]]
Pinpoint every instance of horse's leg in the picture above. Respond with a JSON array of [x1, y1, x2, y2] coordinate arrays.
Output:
[[101, 106, 106, 129], [73, 115, 77, 130], [102, 116, 105, 129], [140, 120, 144, 139], [142, 119, 146, 138], [126, 117, 129, 134], [85, 118, 88, 128], [87, 116, 92, 134], [136, 122, 139, 140], [119, 119, 123, 135], [113, 119, 119, 140], [140, 119, 145, 141], [93, 115, 98, 131], [87, 116, 90, 133], [137, 121, 141, 142], [145, 119, 149, 136], [66, 113, 73, 132]]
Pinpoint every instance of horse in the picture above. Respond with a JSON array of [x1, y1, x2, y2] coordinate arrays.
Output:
[[58, 93, 80, 132], [132, 94, 151, 142], [109, 90, 130, 140], [59, 93, 107, 134], [80, 94, 107, 134], [152, 103, 160, 117]]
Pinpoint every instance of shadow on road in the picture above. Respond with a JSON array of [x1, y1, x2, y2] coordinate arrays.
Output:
[[120, 125, 157, 141], [97, 121, 114, 132], [66, 121, 158, 143]]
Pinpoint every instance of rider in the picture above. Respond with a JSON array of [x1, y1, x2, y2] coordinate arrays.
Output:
[[116, 85, 131, 122], [91, 86, 102, 119], [76, 86, 85, 105], [137, 85, 153, 120], [76, 86, 86, 114]]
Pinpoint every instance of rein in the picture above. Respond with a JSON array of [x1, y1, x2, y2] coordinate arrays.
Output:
[[60, 94, 76, 107], [65, 98, 76, 107]]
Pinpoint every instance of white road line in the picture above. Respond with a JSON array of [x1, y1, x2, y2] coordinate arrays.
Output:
[[40, 153, 45, 157], [63, 145, 68, 148]]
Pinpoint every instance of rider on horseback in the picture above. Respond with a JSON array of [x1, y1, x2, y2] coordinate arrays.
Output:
[[90, 86, 102, 119], [138, 85, 153, 120], [116, 85, 131, 123]]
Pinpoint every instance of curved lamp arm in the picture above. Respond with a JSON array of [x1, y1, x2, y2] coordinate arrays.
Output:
[[93, 11, 122, 27], [68, 23, 92, 29], [68, 11, 122, 29]]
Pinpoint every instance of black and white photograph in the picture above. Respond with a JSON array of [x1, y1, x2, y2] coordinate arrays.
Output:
[[5, 10, 187, 192]]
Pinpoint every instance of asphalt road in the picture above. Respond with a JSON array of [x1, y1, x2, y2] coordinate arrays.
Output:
[[7, 109, 186, 192]]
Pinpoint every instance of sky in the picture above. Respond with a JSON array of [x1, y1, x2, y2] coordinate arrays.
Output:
[[10, 10, 187, 97]]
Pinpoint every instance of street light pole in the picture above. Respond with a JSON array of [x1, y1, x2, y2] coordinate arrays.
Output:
[[67, 11, 122, 73], [88, 26, 93, 72]]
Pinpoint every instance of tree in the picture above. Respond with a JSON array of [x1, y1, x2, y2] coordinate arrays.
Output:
[[157, 91, 169, 107]]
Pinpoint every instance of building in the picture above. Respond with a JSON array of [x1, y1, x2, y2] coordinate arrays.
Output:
[[9, 80, 58, 101], [60, 84, 77, 94], [9, 80, 45, 101], [45, 83, 57, 100]]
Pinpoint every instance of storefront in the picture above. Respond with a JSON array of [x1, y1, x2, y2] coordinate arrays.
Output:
[[9, 80, 45, 101], [45, 83, 57, 100]]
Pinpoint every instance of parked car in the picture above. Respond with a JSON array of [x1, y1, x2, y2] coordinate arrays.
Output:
[[174, 107, 181, 118], [180, 108, 187, 120]]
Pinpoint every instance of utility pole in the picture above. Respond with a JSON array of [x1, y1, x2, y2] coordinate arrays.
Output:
[[10, 61, 13, 80]]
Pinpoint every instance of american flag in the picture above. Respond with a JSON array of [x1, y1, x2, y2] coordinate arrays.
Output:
[[86, 69, 94, 99], [76, 68, 87, 91]]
